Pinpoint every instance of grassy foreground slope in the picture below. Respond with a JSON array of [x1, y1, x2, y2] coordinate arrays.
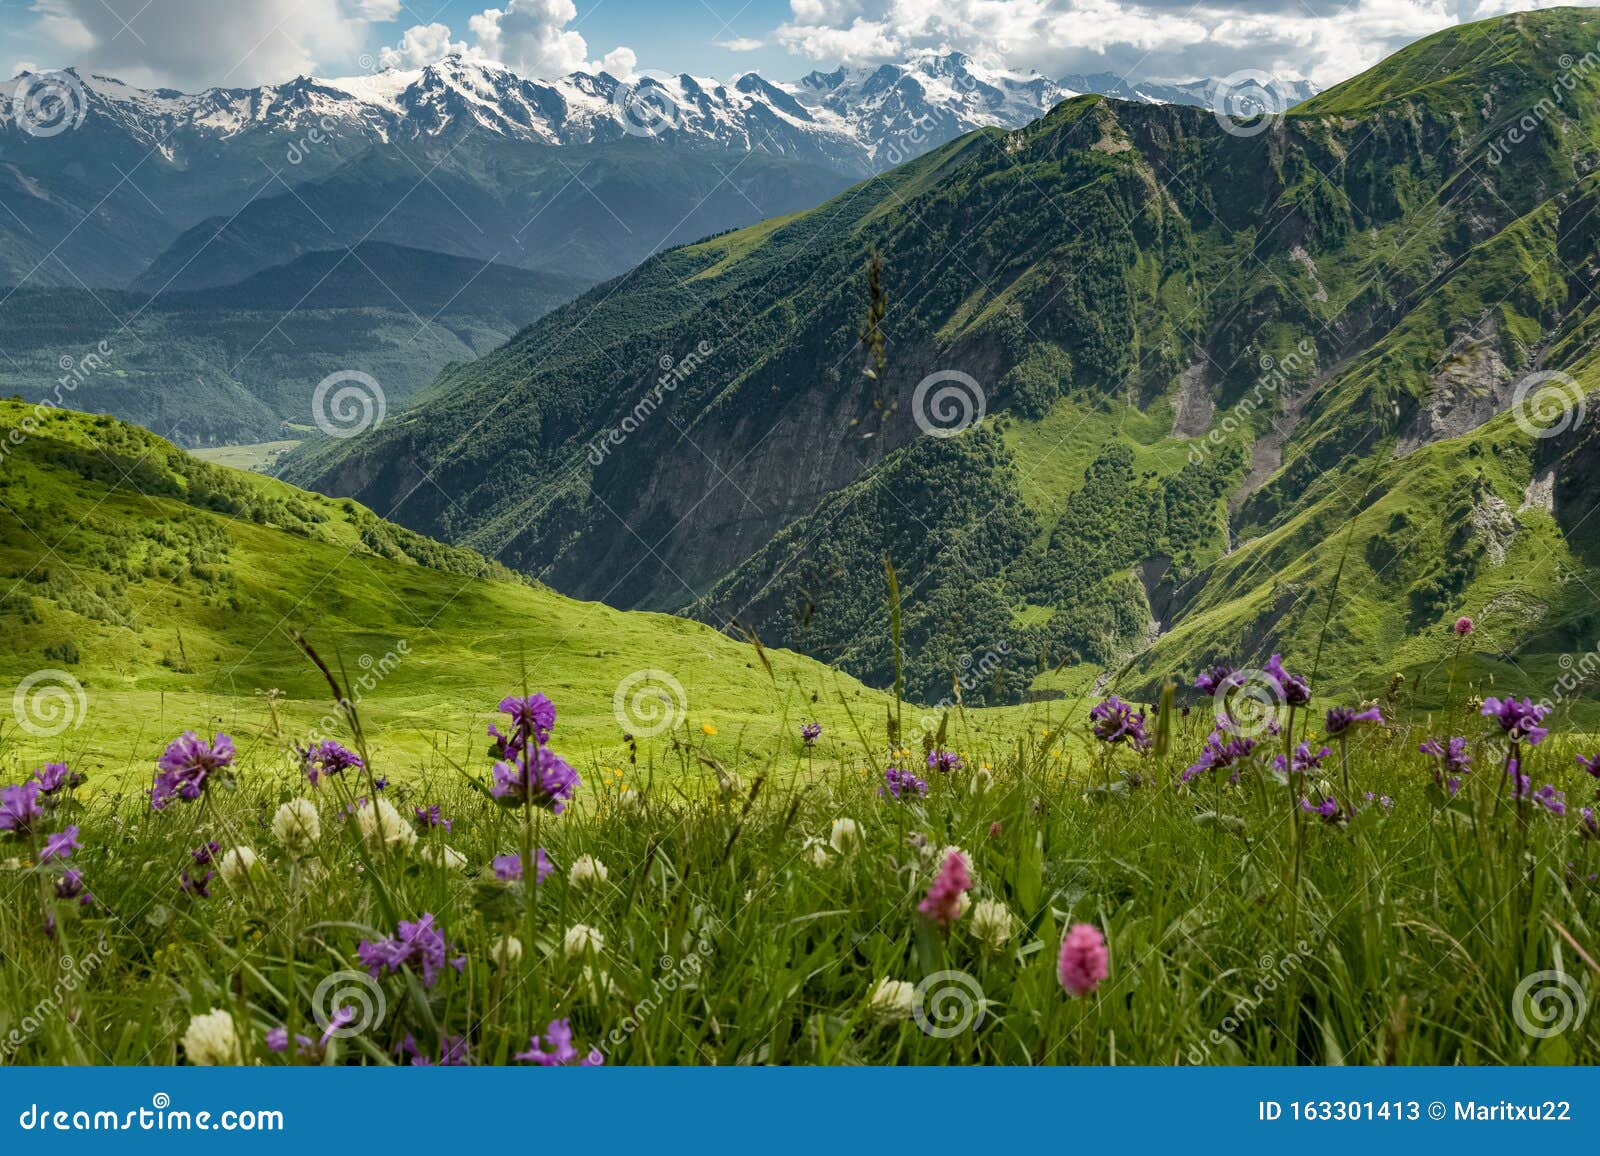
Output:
[[0, 402, 892, 775]]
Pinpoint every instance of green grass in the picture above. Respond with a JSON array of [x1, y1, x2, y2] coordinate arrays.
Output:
[[188, 441, 302, 473]]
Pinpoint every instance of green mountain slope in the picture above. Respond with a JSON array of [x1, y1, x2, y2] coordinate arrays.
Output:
[[0, 402, 885, 769], [289, 8, 1600, 707], [0, 243, 588, 446]]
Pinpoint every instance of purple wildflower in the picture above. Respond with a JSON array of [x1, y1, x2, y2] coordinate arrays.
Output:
[[1181, 730, 1257, 783], [1325, 705, 1383, 736], [1363, 791, 1395, 810], [299, 739, 363, 786], [357, 913, 466, 989], [1263, 653, 1311, 707], [516, 1018, 604, 1066], [265, 1026, 316, 1056], [800, 722, 822, 745], [1531, 784, 1567, 816], [190, 840, 221, 865], [880, 766, 928, 800], [1272, 742, 1332, 776], [1089, 696, 1151, 751], [32, 763, 83, 795], [498, 693, 556, 745], [1481, 697, 1550, 746], [0, 780, 43, 833], [39, 825, 79, 862], [54, 869, 88, 903], [491, 849, 554, 883], [1583, 808, 1599, 840], [1420, 737, 1472, 796], [373, 776, 389, 791], [925, 749, 963, 773], [397, 1033, 471, 1066], [1195, 663, 1241, 696], [491, 746, 579, 814], [1578, 754, 1600, 783], [179, 870, 213, 898], [151, 731, 235, 809], [1301, 796, 1349, 825], [414, 804, 453, 832]]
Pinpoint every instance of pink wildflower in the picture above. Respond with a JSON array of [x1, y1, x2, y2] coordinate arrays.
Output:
[[918, 851, 972, 927], [1057, 923, 1109, 996], [1453, 616, 1475, 636]]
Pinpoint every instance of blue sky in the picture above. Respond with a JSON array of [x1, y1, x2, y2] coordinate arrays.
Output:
[[2, 0, 1585, 93]]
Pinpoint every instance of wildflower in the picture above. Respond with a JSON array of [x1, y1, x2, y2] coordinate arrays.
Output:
[[496, 693, 557, 747], [969, 767, 994, 794], [356, 797, 417, 852], [800, 722, 822, 745], [54, 868, 89, 903], [919, 850, 973, 927], [1578, 753, 1600, 782], [373, 776, 389, 791], [492, 849, 553, 883], [491, 935, 523, 967], [39, 825, 80, 862], [151, 732, 235, 809], [563, 923, 605, 958], [217, 847, 262, 886], [414, 804, 452, 832], [1195, 664, 1241, 696], [868, 978, 916, 1022], [32, 763, 83, 795], [298, 739, 362, 786], [516, 1018, 603, 1066], [398, 1034, 471, 1066], [988, 821, 1003, 839], [970, 898, 1013, 951], [1181, 730, 1256, 783], [1481, 697, 1550, 746], [926, 749, 964, 773], [1089, 696, 1151, 751], [1531, 784, 1567, 816], [568, 854, 608, 888], [179, 870, 213, 899], [358, 913, 465, 988], [828, 817, 861, 854], [1583, 808, 1599, 840], [190, 840, 220, 865], [1262, 654, 1311, 706], [1057, 923, 1109, 996], [0, 780, 43, 833], [702, 723, 718, 736], [180, 1009, 241, 1066], [270, 799, 321, 857], [265, 1026, 317, 1057], [1454, 616, 1475, 636], [880, 766, 928, 800], [1363, 792, 1395, 810], [1301, 796, 1349, 825], [417, 843, 467, 871], [491, 746, 579, 814], [1421, 737, 1472, 795], [800, 836, 830, 867], [1272, 742, 1331, 776], [1324, 705, 1383, 736]]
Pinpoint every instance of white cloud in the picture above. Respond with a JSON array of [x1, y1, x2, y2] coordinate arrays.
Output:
[[772, 0, 1560, 87], [378, 22, 469, 69], [715, 37, 767, 51], [26, 0, 372, 88], [355, 0, 403, 19], [601, 46, 638, 81]]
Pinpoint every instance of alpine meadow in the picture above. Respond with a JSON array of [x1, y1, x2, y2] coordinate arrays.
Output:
[[4, 2, 1600, 1079]]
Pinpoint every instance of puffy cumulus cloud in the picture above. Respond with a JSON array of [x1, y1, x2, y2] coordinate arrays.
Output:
[[377, 22, 469, 69], [26, 0, 372, 88], [773, 0, 1572, 87]]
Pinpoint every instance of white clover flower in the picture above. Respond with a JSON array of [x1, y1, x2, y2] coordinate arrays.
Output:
[[417, 842, 467, 871], [969, 898, 1013, 950], [217, 846, 262, 887], [491, 935, 523, 967], [270, 798, 320, 857], [563, 923, 605, 958], [828, 817, 861, 854], [800, 836, 830, 868], [969, 767, 994, 795], [356, 797, 416, 852], [868, 978, 916, 1022], [180, 1008, 241, 1066], [568, 854, 609, 889]]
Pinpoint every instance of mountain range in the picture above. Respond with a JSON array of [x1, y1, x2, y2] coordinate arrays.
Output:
[[284, 7, 1600, 710]]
